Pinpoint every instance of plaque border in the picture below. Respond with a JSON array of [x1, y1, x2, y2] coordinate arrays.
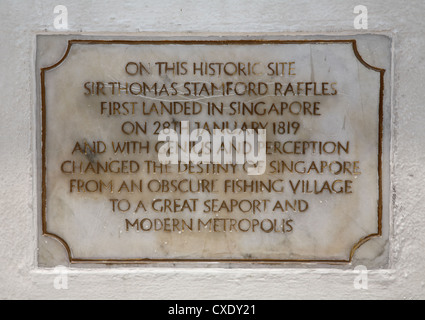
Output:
[[40, 39, 384, 265]]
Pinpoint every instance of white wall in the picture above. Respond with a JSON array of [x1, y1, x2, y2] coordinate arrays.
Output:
[[0, 0, 424, 299]]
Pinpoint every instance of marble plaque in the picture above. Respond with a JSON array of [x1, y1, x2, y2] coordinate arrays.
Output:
[[38, 37, 389, 265]]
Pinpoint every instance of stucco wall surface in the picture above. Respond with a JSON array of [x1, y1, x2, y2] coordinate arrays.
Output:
[[0, 0, 424, 299]]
